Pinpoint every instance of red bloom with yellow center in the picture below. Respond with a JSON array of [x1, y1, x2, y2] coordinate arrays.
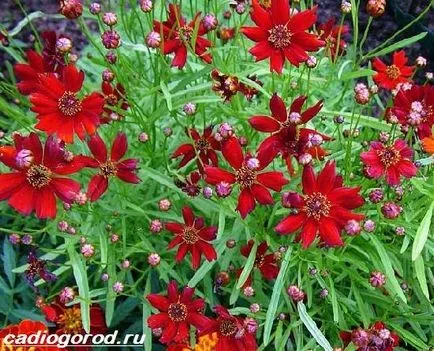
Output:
[[318, 17, 350, 60], [241, 0, 324, 73], [275, 161, 365, 248], [172, 127, 221, 173], [146, 280, 210, 344], [361, 139, 417, 186], [0, 133, 83, 219], [372, 51, 414, 90], [0, 319, 60, 351], [200, 306, 257, 351], [389, 84, 434, 139], [80, 133, 140, 202], [241, 240, 279, 281], [153, 4, 212, 69], [205, 136, 288, 218], [166, 206, 217, 270], [29, 64, 104, 143], [249, 93, 329, 174]]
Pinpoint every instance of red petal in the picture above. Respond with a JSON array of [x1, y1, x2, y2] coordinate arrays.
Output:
[[147, 294, 170, 311], [34, 187, 56, 219], [240, 26, 268, 42], [316, 161, 336, 194], [270, 93, 287, 122], [88, 134, 108, 163], [270, 49, 285, 73], [182, 206, 195, 226], [8, 184, 35, 216], [275, 212, 306, 235], [50, 178, 80, 203], [251, 0, 272, 28], [204, 166, 235, 185], [172, 45, 188, 69], [222, 137, 244, 169], [197, 241, 217, 261], [147, 313, 169, 329], [271, 0, 290, 25], [0, 173, 26, 200], [87, 175, 109, 202], [299, 219, 317, 248], [248, 115, 280, 132], [256, 171, 288, 191], [318, 217, 343, 246], [62, 64, 84, 92], [302, 165, 316, 194], [251, 183, 274, 204], [111, 133, 128, 162], [236, 188, 256, 219]]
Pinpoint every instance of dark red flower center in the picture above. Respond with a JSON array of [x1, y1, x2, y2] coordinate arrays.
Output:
[[179, 25, 194, 41], [58, 307, 82, 334], [235, 166, 256, 189], [377, 146, 400, 168], [168, 302, 188, 322], [58, 91, 82, 117], [99, 161, 118, 177], [386, 65, 401, 80], [195, 137, 210, 152], [255, 255, 265, 268], [268, 25, 292, 49], [106, 93, 118, 106], [182, 226, 199, 244], [26, 164, 52, 189], [219, 319, 238, 337], [304, 192, 331, 220]]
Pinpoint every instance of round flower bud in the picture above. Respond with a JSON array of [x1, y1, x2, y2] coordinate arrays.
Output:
[[246, 157, 260, 170], [56, 37, 72, 54], [320, 288, 329, 298], [140, 0, 153, 12], [226, 239, 236, 248], [110, 233, 120, 243], [216, 182, 232, 198], [243, 286, 255, 297], [163, 127, 172, 137], [138, 132, 149, 143], [370, 271, 386, 287], [102, 69, 114, 82], [59, 0, 83, 19], [148, 253, 161, 266], [81, 244, 95, 257], [289, 112, 302, 124], [395, 226, 405, 236], [203, 186, 213, 199], [250, 303, 260, 313], [341, 0, 352, 13], [183, 102, 196, 116], [159, 199, 171, 211], [106, 50, 117, 64], [150, 219, 163, 233], [101, 30, 121, 49], [121, 259, 130, 269], [89, 2, 101, 15], [306, 55, 317, 68], [21, 234, 32, 245], [9, 233, 20, 245], [103, 12, 118, 26], [101, 273, 109, 281], [112, 281, 124, 293], [59, 287, 75, 304], [203, 14, 218, 31], [366, 0, 386, 18], [369, 189, 384, 203], [16, 149, 34, 168], [345, 219, 361, 236], [146, 31, 161, 48], [298, 153, 312, 165], [363, 219, 376, 232], [381, 201, 402, 219]]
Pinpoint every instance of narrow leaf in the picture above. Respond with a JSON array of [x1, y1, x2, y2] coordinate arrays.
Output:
[[412, 201, 434, 260]]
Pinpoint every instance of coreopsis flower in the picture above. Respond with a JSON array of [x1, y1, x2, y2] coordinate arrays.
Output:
[[372, 51, 414, 90], [204, 136, 288, 218], [200, 306, 257, 351], [240, 240, 279, 281], [172, 126, 221, 173], [340, 322, 399, 351], [241, 0, 324, 73], [146, 280, 210, 344], [24, 250, 57, 290], [0, 320, 60, 351], [80, 133, 140, 202], [360, 139, 417, 185], [176, 171, 202, 197], [100, 82, 129, 123], [29, 64, 104, 143], [238, 74, 263, 101], [218, 27, 236, 44], [275, 161, 365, 248], [153, 4, 212, 69], [389, 84, 434, 139], [0, 133, 83, 219], [165, 206, 217, 269], [14, 50, 56, 95], [318, 18, 350, 60], [211, 70, 240, 102], [249, 94, 329, 174]]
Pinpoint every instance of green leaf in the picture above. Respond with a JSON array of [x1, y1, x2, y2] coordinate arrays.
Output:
[[2, 238, 16, 287], [370, 236, 407, 303], [263, 247, 292, 346], [67, 240, 91, 333], [298, 302, 333, 351], [387, 322, 428, 350], [414, 255, 429, 299], [365, 32, 427, 58], [339, 69, 376, 81], [236, 241, 257, 289], [412, 201, 434, 261], [160, 82, 172, 111]]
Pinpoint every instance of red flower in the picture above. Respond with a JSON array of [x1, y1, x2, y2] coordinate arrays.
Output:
[[41, 31, 66, 71], [318, 17, 350, 60], [372, 51, 414, 90], [0, 319, 60, 351], [165, 206, 217, 270], [81, 133, 140, 202], [172, 126, 221, 173], [205, 136, 288, 218], [14, 50, 55, 95], [154, 4, 212, 69], [361, 139, 417, 186], [176, 171, 202, 197], [389, 84, 434, 139], [275, 161, 365, 248], [30, 64, 104, 143], [146, 280, 210, 344], [0, 133, 83, 219], [340, 322, 399, 351], [200, 305, 257, 351], [249, 93, 329, 174], [101, 82, 129, 123], [241, 0, 324, 73], [241, 240, 279, 281]]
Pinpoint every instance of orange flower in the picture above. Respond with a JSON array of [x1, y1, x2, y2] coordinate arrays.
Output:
[[422, 135, 434, 154]]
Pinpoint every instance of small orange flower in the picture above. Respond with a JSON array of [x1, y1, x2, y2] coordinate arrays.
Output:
[[422, 135, 434, 154]]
